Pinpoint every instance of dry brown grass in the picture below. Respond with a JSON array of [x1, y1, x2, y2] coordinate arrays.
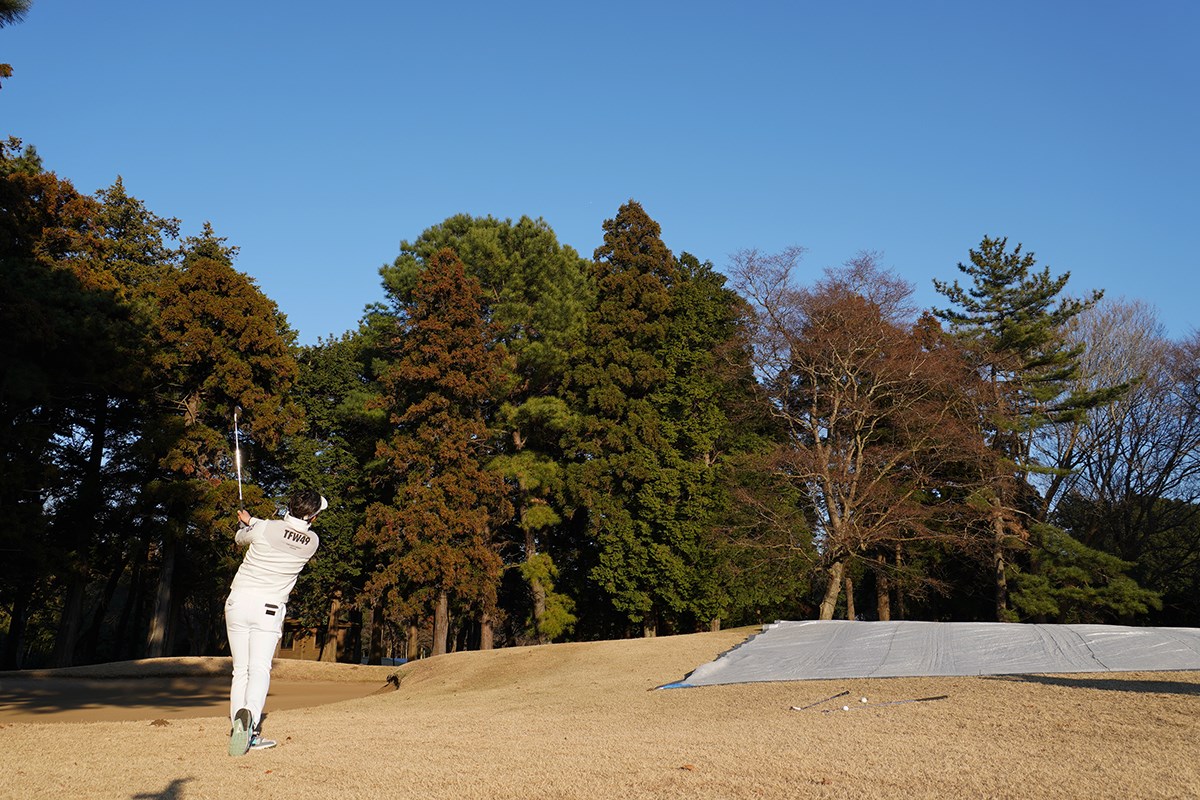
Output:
[[3, 626, 1199, 799]]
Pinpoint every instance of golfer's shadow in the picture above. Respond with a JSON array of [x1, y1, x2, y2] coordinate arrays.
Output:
[[131, 777, 191, 799]]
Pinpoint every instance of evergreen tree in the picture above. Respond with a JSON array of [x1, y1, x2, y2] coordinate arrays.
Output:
[[45, 177, 182, 666], [567, 201, 738, 635], [0, 150, 184, 667], [566, 201, 676, 635], [361, 248, 512, 654], [0, 0, 30, 26], [0, 141, 114, 667], [649, 252, 753, 629], [1124, 498, 1200, 625], [284, 331, 384, 660], [380, 214, 590, 644], [1008, 523, 1160, 623], [94, 177, 180, 291], [143, 224, 302, 656], [933, 236, 1126, 620], [382, 214, 590, 395]]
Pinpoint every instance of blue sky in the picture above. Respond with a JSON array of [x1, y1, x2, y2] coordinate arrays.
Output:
[[3, 1, 1196, 345]]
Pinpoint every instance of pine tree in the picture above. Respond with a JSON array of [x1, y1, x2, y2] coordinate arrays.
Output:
[[933, 236, 1124, 619]]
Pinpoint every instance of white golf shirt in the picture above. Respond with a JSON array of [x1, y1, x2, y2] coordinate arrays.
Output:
[[229, 514, 320, 604]]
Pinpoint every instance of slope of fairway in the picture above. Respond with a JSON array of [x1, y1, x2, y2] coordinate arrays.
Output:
[[3, 627, 1199, 799]]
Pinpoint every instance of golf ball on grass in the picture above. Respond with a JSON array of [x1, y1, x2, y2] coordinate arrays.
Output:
[[842, 705, 850, 711], [861, 697, 868, 703]]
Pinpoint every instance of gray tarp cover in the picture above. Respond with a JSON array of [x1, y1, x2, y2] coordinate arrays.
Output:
[[678, 620, 1200, 686]]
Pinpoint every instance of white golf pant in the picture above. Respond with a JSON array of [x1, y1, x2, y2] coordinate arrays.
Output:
[[225, 589, 285, 729]]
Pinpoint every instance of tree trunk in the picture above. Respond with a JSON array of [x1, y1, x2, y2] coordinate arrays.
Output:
[[875, 557, 891, 622], [532, 579, 548, 642], [992, 511, 1009, 621], [642, 611, 657, 638], [145, 538, 176, 658], [894, 546, 907, 620], [53, 398, 109, 668], [709, 617, 721, 633], [320, 593, 342, 662], [78, 556, 128, 664], [432, 591, 449, 656], [819, 560, 844, 620], [51, 576, 86, 667], [525, 526, 548, 643], [479, 611, 494, 651], [367, 603, 384, 665], [345, 608, 362, 663], [2, 586, 32, 670], [843, 573, 856, 621], [407, 622, 419, 660], [114, 542, 148, 660]]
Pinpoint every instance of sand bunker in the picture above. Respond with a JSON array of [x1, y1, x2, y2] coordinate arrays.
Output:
[[0, 658, 398, 723]]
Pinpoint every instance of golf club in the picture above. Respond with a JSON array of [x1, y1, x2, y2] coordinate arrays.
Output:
[[790, 690, 850, 711], [819, 694, 950, 713], [233, 406, 245, 521]]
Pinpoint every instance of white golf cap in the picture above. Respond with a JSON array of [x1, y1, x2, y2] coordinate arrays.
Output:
[[318, 495, 329, 513]]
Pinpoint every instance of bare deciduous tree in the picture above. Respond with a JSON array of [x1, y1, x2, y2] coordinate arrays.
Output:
[[731, 249, 980, 619], [1049, 300, 1200, 574]]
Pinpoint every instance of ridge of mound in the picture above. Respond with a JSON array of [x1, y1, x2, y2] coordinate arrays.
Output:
[[388, 627, 756, 698]]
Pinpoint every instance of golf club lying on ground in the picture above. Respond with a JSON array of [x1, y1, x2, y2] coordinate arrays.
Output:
[[814, 694, 950, 712], [790, 690, 850, 711]]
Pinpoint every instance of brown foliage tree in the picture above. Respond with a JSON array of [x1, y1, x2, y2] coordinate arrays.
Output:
[[732, 249, 982, 619], [362, 248, 512, 654], [144, 224, 303, 656]]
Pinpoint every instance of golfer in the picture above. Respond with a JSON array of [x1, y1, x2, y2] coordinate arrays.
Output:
[[225, 489, 325, 756]]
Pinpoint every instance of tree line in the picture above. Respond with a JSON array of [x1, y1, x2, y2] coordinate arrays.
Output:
[[2, 138, 1197, 669]]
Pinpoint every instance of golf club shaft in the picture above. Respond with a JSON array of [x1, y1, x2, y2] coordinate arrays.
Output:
[[791, 690, 849, 711], [233, 406, 245, 518]]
